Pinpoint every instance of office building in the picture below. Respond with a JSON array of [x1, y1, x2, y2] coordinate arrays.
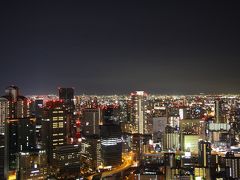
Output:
[[41, 100, 67, 165], [81, 137, 101, 173], [54, 144, 81, 179], [100, 124, 122, 167], [58, 88, 74, 104], [16, 150, 48, 180], [81, 108, 102, 137], [163, 132, 180, 151], [224, 152, 240, 179], [59, 88, 75, 140]]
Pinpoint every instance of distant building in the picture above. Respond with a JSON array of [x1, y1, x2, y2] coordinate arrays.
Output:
[[163, 132, 180, 151], [153, 117, 167, 133], [179, 119, 205, 136], [215, 99, 224, 123], [0, 97, 8, 134], [82, 108, 102, 137], [58, 88, 74, 103], [2, 85, 29, 119], [131, 134, 152, 160], [0, 134, 4, 179], [224, 152, 240, 179], [130, 91, 148, 134], [198, 140, 211, 168]]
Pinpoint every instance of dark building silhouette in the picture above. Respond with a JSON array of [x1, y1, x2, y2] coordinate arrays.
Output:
[[58, 88, 75, 141], [0, 134, 4, 179], [100, 124, 122, 167], [4, 118, 36, 177], [198, 140, 211, 168], [58, 88, 74, 103], [82, 108, 102, 137], [54, 144, 81, 179]]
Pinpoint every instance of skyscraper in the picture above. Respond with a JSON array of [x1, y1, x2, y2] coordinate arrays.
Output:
[[41, 100, 67, 166], [224, 152, 240, 179], [2, 85, 29, 119], [58, 88, 74, 103], [0, 134, 4, 179], [100, 124, 122, 167], [2, 86, 32, 179], [198, 140, 211, 168], [81, 108, 102, 136], [130, 91, 148, 134], [1, 86, 29, 136], [215, 99, 224, 123], [0, 97, 8, 134], [4, 118, 36, 178], [58, 87, 75, 141]]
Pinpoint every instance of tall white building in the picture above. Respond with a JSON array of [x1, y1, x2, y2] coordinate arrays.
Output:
[[0, 97, 8, 134], [130, 91, 148, 134]]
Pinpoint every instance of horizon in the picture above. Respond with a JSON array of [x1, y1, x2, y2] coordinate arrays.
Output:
[[1, 1, 240, 94]]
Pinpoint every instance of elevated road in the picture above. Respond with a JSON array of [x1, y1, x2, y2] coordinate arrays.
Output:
[[87, 151, 135, 180]]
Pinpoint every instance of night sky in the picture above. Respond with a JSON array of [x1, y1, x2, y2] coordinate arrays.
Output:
[[0, 1, 240, 95]]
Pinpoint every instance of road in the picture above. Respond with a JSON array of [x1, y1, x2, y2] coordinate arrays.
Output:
[[87, 151, 135, 180], [101, 151, 134, 178]]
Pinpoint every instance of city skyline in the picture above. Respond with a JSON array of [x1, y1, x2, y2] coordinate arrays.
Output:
[[1, 1, 240, 94]]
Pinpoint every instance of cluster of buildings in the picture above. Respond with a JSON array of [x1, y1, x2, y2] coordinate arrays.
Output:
[[1, 86, 240, 179]]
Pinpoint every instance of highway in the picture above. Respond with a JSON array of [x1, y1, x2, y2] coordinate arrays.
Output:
[[101, 151, 134, 178], [87, 150, 231, 179], [87, 151, 135, 180]]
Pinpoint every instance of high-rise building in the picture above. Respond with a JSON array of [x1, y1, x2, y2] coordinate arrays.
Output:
[[81, 137, 101, 173], [224, 152, 240, 179], [163, 132, 180, 151], [215, 99, 224, 123], [100, 124, 122, 167], [1, 86, 29, 135], [198, 140, 211, 168], [130, 91, 148, 134], [32, 99, 44, 145], [4, 118, 36, 178], [0, 97, 8, 134], [41, 101, 67, 165], [2, 85, 29, 119], [0, 134, 4, 179], [81, 107, 103, 174], [82, 108, 102, 137], [58, 88, 74, 104], [58, 88, 75, 141]]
